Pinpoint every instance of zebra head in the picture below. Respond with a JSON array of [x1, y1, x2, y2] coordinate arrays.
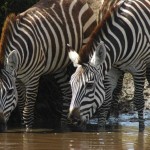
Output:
[[0, 50, 18, 132], [67, 42, 106, 126]]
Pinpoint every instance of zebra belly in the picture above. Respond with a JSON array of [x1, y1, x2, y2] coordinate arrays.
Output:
[[114, 57, 150, 74], [42, 50, 70, 75]]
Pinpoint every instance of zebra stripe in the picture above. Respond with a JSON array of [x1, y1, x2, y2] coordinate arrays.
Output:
[[0, 0, 96, 130], [68, 0, 149, 131], [0, 70, 18, 123]]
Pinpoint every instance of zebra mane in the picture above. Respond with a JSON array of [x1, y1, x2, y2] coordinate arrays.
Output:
[[0, 13, 17, 69], [98, 0, 119, 23], [78, 0, 119, 65]]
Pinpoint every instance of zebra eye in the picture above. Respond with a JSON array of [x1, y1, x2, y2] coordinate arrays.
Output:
[[7, 89, 14, 95], [86, 81, 94, 89]]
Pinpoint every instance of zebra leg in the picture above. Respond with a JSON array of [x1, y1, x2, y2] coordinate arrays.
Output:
[[111, 72, 124, 118], [16, 80, 26, 126], [54, 68, 72, 129], [23, 77, 40, 130], [146, 67, 150, 87], [133, 71, 145, 132], [97, 78, 112, 129], [97, 68, 122, 129]]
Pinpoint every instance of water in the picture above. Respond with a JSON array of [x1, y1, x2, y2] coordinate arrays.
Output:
[[1, 112, 150, 150], [1, 128, 150, 150]]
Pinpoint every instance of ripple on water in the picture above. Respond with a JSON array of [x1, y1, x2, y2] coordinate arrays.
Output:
[[1, 111, 150, 150]]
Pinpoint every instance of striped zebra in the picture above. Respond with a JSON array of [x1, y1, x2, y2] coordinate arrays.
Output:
[[67, 0, 150, 131], [0, 0, 96, 131], [99, 0, 150, 121]]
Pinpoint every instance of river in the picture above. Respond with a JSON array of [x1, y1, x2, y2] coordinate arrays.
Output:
[[1, 112, 150, 150]]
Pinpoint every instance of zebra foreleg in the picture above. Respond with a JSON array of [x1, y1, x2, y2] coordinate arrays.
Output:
[[111, 72, 124, 118], [133, 71, 145, 132], [97, 84, 112, 130], [97, 74, 114, 129], [16, 80, 26, 126], [54, 69, 72, 130], [97, 68, 123, 129], [146, 67, 150, 87], [22, 77, 40, 131]]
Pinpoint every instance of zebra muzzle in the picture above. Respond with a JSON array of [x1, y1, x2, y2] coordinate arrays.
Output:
[[68, 108, 83, 126]]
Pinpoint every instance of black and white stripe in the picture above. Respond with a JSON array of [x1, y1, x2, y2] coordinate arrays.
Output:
[[0, 69, 18, 130], [68, 0, 150, 131], [0, 0, 96, 130]]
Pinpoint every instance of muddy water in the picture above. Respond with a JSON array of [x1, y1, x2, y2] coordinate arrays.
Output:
[[0, 127, 150, 150], [1, 112, 150, 150]]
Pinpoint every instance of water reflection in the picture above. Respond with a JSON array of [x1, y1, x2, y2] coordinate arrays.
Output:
[[0, 127, 150, 150]]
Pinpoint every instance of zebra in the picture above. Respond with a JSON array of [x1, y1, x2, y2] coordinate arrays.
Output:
[[0, 0, 96, 131], [98, 0, 150, 127], [67, 0, 150, 131]]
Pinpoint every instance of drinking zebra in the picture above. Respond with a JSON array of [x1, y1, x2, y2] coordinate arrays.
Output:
[[99, 0, 150, 122], [0, 0, 96, 131], [67, 0, 150, 131]]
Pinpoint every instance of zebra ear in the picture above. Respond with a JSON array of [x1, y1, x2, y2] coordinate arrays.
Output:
[[6, 50, 18, 76], [67, 44, 80, 67], [90, 41, 106, 68]]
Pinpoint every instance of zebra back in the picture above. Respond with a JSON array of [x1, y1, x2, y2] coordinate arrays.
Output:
[[67, 0, 150, 131], [0, 0, 97, 75], [0, 0, 97, 130]]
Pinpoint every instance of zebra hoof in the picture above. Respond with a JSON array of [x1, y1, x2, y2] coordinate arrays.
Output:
[[139, 127, 145, 132], [97, 126, 106, 132], [26, 127, 33, 132], [139, 126, 145, 132], [139, 122, 145, 132], [25, 125, 33, 132]]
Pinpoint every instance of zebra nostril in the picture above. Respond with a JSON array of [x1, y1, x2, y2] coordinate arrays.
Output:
[[68, 108, 81, 124]]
